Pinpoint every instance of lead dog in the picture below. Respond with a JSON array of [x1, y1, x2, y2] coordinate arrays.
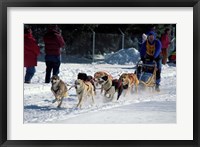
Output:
[[51, 75, 68, 108], [75, 79, 95, 108], [119, 73, 139, 96]]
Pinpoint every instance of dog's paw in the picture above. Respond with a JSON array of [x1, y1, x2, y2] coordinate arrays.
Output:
[[52, 99, 57, 103]]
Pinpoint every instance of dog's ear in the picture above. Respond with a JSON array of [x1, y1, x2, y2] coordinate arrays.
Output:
[[56, 75, 60, 80], [52, 75, 60, 80], [102, 75, 108, 81], [75, 79, 81, 85]]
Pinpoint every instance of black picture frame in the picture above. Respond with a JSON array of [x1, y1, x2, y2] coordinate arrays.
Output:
[[0, 0, 199, 147]]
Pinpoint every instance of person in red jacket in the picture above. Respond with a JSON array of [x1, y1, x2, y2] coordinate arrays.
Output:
[[43, 25, 65, 83], [161, 28, 171, 65], [24, 26, 40, 83]]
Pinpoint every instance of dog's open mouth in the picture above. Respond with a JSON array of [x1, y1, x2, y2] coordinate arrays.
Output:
[[98, 80, 104, 84]]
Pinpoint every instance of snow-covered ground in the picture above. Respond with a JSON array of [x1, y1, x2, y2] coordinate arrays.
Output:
[[24, 48, 176, 124]]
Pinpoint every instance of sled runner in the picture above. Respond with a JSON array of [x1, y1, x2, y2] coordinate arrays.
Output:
[[135, 59, 157, 88]]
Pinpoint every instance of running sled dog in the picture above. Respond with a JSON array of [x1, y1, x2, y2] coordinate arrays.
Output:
[[74, 79, 95, 108], [119, 73, 139, 96], [94, 71, 113, 94], [98, 75, 123, 100], [51, 75, 68, 108]]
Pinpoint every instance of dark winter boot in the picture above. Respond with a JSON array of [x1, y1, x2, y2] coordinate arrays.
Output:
[[155, 85, 160, 92], [24, 81, 31, 84]]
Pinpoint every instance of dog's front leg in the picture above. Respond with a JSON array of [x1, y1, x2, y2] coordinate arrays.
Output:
[[57, 97, 63, 108], [51, 89, 58, 103], [51, 89, 57, 97], [104, 91, 109, 98], [131, 85, 135, 93], [135, 84, 138, 93], [124, 88, 129, 96], [77, 94, 83, 108], [56, 89, 63, 99], [110, 93, 114, 99], [91, 96, 95, 104], [117, 87, 123, 100], [52, 99, 57, 103], [101, 86, 104, 94]]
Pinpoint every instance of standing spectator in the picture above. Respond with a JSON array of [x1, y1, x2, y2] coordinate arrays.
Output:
[[43, 24, 65, 83], [161, 28, 171, 65], [24, 25, 40, 83], [140, 31, 162, 92]]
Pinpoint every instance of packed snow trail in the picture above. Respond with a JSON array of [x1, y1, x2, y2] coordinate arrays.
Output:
[[24, 61, 176, 124]]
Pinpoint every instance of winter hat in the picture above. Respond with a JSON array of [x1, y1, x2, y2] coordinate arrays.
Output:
[[147, 31, 157, 40], [147, 31, 156, 36]]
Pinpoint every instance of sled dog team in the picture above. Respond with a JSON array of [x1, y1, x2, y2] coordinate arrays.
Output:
[[51, 71, 139, 108]]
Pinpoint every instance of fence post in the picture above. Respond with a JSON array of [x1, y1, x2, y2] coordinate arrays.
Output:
[[119, 28, 125, 49], [92, 31, 95, 62]]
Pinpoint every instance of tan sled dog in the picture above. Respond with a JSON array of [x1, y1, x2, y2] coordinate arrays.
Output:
[[75, 79, 95, 108], [119, 73, 139, 96], [94, 71, 113, 93], [98, 75, 114, 98], [51, 75, 68, 108]]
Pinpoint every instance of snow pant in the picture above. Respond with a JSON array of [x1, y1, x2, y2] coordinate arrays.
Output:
[[161, 48, 168, 65], [25, 66, 36, 82], [155, 57, 162, 86], [45, 61, 61, 83]]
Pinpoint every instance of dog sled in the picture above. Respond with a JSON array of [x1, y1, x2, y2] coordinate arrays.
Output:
[[135, 59, 157, 88]]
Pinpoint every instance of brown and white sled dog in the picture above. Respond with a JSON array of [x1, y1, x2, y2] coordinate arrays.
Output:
[[119, 73, 139, 96], [99, 75, 123, 100], [51, 75, 68, 108], [94, 71, 113, 93], [75, 79, 95, 108]]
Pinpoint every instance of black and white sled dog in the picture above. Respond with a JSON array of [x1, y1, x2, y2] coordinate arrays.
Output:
[[99, 75, 123, 100]]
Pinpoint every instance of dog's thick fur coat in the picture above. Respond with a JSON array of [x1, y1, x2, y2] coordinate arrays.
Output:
[[51, 75, 68, 108], [119, 73, 139, 96], [75, 79, 95, 108], [94, 71, 113, 94], [99, 76, 123, 100]]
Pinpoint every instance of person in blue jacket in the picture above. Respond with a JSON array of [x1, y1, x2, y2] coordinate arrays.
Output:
[[140, 31, 162, 92]]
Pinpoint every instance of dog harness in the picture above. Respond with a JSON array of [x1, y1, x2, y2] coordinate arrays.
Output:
[[146, 40, 155, 56], [77, 82, 91, 95], [104, 80, 112, 92]]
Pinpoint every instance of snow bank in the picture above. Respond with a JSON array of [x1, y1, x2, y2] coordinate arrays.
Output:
[[105, 48, 140, 65]]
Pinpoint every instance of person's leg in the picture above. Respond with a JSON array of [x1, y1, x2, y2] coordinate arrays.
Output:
[[45, 61, 53, 83], [155, 59, 162, 91], [52, 61, 61, 76], [162, 48, 167, 65], [25, 67, 36, 83]]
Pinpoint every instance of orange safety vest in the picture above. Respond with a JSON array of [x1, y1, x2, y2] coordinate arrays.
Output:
[[146, 40, 155, 56]]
